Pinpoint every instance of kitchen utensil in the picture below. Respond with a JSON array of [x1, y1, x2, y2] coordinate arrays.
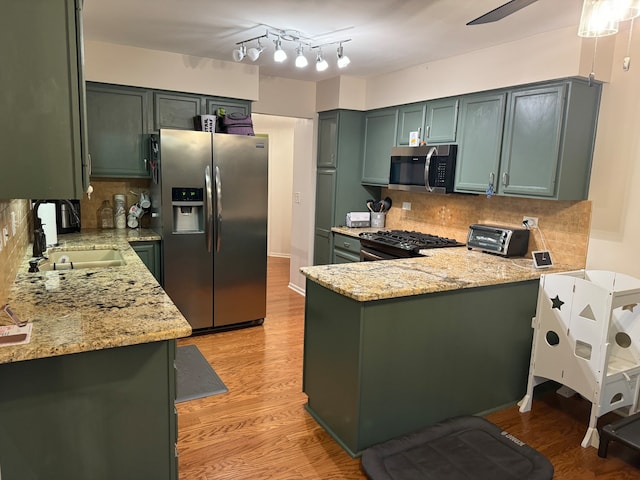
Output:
[[382, 197, 392, 212], [366, 201, 375, 213]]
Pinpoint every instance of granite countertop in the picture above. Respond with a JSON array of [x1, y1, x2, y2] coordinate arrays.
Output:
[[0, 229, 192, 365], [301, 247, 580, 302], [332, 226, 388, 237]]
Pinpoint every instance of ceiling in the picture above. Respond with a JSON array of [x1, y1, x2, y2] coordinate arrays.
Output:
[[83, 0, 585, 82]]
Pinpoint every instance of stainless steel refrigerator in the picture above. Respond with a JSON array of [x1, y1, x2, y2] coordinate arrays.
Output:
[[152, 129, 268, 331]]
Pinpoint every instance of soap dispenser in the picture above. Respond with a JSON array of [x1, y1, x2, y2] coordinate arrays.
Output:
[[32, 217, 47, 258]]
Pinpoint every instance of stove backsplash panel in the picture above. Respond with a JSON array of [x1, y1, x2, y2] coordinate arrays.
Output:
[[383, 189, 590, 268]]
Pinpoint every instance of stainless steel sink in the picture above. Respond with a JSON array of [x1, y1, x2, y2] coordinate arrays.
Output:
[[38, 248, 126, 271]]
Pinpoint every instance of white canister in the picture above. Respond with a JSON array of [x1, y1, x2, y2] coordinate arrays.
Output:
[[113, 194, 126, 229]]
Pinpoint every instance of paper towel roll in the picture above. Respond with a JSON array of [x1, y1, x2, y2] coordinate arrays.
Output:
[[37, 202, 58, 247]]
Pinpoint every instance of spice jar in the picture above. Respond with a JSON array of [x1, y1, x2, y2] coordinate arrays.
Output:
[[113, 194, 126, 229], [97, 200, 114, 229]]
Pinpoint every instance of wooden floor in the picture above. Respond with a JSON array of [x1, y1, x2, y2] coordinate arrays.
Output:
[[177, 257, 640, 479]]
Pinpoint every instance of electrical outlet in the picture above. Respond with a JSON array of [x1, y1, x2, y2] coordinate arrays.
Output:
[[294, 192, 301, 204], [523, 216, 538, 228], [402, 202, 412, 211]]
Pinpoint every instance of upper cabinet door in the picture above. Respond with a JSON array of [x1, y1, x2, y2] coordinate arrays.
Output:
[[87, 84, 151, 178], [455, 93, 506, 194], [0, 0, 85, 199], [500, 85, 565, 197], [396, 103, 426, 146], [317, 112, 338, 168], [425, 98, 459, 144], [361, 108, 398, 185], [154, 92, 203, 131]]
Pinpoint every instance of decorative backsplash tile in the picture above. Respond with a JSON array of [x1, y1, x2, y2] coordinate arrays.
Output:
[[383, 189, 591, 267], [81, 179, 152, 229], [0, 199, 31, 306]]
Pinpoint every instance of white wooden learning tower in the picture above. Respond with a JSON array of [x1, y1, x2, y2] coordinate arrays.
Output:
[[518, 270, 640, 449]]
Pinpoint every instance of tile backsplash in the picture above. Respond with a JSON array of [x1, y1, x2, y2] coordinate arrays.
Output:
[[0, 199, 31, 306], [81, 179, 152, 229], [384, 190, 591, 267]]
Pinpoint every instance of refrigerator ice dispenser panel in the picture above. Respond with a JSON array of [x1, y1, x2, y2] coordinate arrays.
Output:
[[172, 187, 204, 233]]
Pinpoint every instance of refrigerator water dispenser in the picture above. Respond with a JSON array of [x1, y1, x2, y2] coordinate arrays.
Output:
[[172, 187, 204, 233]]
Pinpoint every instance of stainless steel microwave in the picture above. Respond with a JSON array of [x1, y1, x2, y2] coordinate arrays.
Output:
[[388, 145, 457, 194]]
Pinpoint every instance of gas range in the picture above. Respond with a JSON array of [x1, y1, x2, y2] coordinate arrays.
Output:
[[358, 230, 465, 260]]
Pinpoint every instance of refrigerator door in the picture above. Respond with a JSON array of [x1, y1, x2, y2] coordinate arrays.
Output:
[[212, 134, 268, 327], [160, 129, 214, 330]]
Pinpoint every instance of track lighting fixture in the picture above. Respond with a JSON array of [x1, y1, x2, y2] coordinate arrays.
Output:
[[273, 37, 287, 62], [232, 44, 246, 62], [247, 39, 263, 62], [295, 45, 308, 68], [231, 28, 352, 73], [336, 44, 350, 69], [315, 50, 328, 72]]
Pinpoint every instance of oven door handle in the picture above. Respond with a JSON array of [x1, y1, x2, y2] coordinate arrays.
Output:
[[360, 247, 394, 261], [423, 146, 438, 193]]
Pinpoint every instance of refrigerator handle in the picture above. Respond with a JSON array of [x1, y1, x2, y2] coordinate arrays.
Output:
[[215, 165, 222, 253], [205, 165, 213, 253]]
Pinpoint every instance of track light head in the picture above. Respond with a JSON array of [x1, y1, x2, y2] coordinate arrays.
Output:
[[315, 50, 328, 72], [247, 39, 263, 62], [273, 37, 287, 62], [295, 45, 308, 68], [337, 44, 350, 68], [232, 44, 246, 62]]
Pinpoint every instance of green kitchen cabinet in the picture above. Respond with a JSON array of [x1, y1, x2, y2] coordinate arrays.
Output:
[[205, 98, 251, 132], [317, 112, 339, 168], [314, 110, 372, 265], [424, 97, 459, 144], [303, 279, 539, 456], [87, 83, 152, 178], [0, 340, 178, 480], [396, 98, 459, 147], [396, 103, 426, 146], [205, 98, 250, 117], [454, 92, 507, 194], [154, 92, 203, 130], [455, 79, 600, 200], [361, 107, 398, 185], [332, 233, 361, 263], [0, 0, 89, 199], [132, 240, 162, 285], [314, 168, 337, 265]]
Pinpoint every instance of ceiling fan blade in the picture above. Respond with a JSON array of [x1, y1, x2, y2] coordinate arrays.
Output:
[[467, 0, 539, 25]]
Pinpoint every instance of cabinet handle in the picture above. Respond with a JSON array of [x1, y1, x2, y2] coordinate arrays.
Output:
[[489, 172, 495, 185], [344, 242, 351, 248], [502, 172, 509, 187], [425, 125, 431, 138], [144, 158, 148, 170]]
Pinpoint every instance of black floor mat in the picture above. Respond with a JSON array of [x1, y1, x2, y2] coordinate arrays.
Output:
[[175, 344, 228, 403]]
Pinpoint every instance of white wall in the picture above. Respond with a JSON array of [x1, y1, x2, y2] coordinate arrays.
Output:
[[585, 23, 640, 276], [252, 114, 294, 258], [84, 41, 259, 100]]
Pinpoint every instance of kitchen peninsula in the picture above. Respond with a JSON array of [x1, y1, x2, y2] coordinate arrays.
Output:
[[301, 248, 577, 457], [0, 229, 191, 480]]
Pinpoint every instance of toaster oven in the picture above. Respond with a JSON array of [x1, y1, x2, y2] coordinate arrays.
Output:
[[466, 224, 530, 257]]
